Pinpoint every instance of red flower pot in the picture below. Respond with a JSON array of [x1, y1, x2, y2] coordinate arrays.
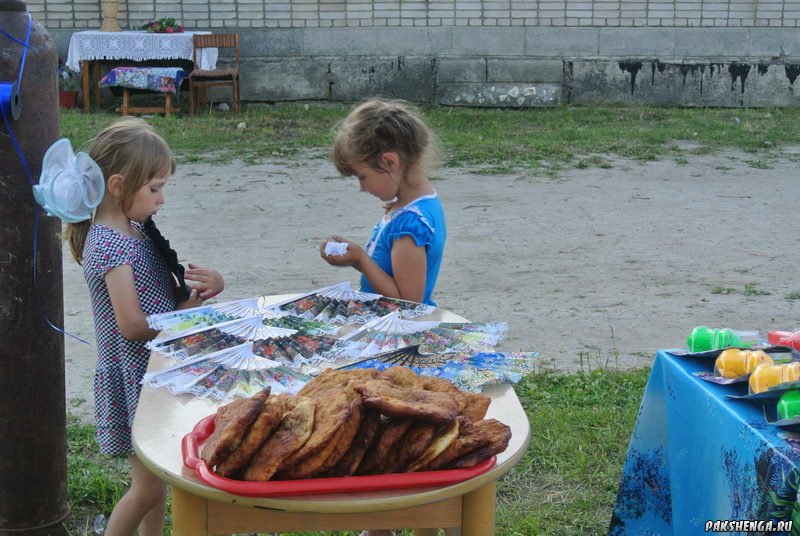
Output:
[[59, 90, 79, 109]]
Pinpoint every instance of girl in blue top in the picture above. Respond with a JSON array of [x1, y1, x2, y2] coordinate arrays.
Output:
[[320, 98, 446, 306]]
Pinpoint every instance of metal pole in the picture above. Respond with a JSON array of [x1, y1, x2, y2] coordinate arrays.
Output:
[[0, 0, 68, 533]]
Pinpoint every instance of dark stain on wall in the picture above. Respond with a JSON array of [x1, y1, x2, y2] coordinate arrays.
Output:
[[650, 60, 666, 86], [708, 63, 727, 79], [618, 61, 642, 95], [728, 62, 751, 94], [786, 65, 800, 85]]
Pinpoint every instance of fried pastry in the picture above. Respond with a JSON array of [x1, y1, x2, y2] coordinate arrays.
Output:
[[421, 376, 490, 421], [380, 366, 424, 389], [201, 387, 270, 468], [215, 394, 287, 477], [298, 368, 377, 398], [242, 396, 316, 481], [459, 392, 491, 422], [404, 419, 460, 472], [278, 388, 363, 479], [446, 425, 511, 469], [355, 379, 461, 423], [420, 418, 510, 471], [278, 383, 358, 472], [385, 420, 438, 473], [355, 417, 414, 475], [328, 408, 381, 477]]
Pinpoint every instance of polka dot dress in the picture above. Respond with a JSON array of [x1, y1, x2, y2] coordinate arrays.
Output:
[[83, 223, 177, 455]]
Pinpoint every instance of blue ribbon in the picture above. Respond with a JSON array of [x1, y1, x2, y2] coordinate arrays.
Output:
[[1, 13, 90, 345]]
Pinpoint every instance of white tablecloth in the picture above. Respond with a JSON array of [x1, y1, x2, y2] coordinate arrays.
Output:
[[66, 30, 218, 72]]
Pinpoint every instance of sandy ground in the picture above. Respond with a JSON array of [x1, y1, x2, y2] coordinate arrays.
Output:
[[63, 147, 800, 421]]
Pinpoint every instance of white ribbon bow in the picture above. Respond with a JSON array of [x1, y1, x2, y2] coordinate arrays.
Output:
[[33, 138, 105, 223]]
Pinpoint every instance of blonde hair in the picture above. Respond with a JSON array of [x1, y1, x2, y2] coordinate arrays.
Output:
[[66, 118, 176, 264], [332, 98, 440, 179]]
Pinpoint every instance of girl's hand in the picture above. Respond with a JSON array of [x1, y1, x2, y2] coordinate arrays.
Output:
[[177, 288, 204, 309], [185, 263, 225, 300], [319, 235, 366, 268]]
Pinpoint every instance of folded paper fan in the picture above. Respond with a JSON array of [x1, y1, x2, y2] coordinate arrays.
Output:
[[142, 342, 311, 401], [147, 295, 279, 335], [277, 281, 435, 325], [147, 315, 297, 361], [341, 345, 539, 392], [336, 311, 509, 359], [261, 315, 340, 336]]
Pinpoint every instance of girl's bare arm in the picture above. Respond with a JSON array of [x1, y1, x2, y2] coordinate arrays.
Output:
[[105, 265, 161, 341]]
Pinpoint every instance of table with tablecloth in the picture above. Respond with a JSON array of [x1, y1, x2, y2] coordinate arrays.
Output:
[[610, 350, 800, 535], [66, 30, 218, 112]]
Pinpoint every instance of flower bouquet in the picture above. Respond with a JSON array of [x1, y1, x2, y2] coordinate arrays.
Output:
[[140, 17, 183, 33]]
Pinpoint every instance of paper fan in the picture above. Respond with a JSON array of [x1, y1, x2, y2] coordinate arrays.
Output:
[[142, 342, 311, 401], [147, 295, 280, 334], [260, 315, 340, 336], [341, 345, 539, 392], [148, 315, 297, 361], [251, 333, 340, 371], [277, 281, 436, 325], [336, 311, 508, 360]]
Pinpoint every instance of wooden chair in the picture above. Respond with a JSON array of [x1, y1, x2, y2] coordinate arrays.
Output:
[[189, 33, 240, 114]]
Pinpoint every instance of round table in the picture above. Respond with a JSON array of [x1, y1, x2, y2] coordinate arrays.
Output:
[[132, 294, 531, 535]]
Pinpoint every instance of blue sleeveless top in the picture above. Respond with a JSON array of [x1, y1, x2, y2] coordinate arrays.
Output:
[[360, 192, 446, 306]]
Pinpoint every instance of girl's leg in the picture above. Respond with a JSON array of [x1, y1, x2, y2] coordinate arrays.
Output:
[[104, 454, 167, 536]]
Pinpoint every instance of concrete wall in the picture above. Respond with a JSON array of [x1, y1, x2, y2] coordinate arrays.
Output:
[[36, 0, 800, 107]]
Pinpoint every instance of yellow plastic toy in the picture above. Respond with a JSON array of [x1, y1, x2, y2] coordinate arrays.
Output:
[[748, 362, 800, 394], [714, 349, 773, 378]]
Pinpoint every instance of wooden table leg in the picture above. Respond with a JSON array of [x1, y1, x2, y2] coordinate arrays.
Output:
[[92, 60, 101, 108], [81, 60, 90, 112], [461, 482, 496, 536], [121, 88, 129, 116], [171, 486, 208, 535]]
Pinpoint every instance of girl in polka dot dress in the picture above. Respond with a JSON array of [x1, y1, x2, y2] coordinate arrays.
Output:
[[64, 118, 224, 536]]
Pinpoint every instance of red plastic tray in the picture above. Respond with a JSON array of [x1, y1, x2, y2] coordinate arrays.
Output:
[[182, 413, 496, 497]]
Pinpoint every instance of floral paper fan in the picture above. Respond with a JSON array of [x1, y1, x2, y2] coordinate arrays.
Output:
[[333, 311, 509, 360], [148, 315, 297, 361], [278, 281, 436, 325], [341, 345, 539, 392], [251, 333, 340, 372], [147, 295, 281, 335], [147, 315, 341, 369], [260, 315, 340, 336], [142, 342, 311, 400]]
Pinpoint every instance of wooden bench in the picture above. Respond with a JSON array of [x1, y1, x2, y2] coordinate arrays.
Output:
[[99, 66, 186, 117]]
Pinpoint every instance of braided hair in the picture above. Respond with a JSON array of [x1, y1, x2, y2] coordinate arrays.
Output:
[[143, 217, 190, 300]]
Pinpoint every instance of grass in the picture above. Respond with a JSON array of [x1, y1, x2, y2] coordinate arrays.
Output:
[[59, 105, 800, 173], [66, 416, 129, 534], [65, 367, 650, 535]]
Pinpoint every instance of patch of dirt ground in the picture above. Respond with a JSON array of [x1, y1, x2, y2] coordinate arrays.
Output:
[[63, 150, 800, 421]]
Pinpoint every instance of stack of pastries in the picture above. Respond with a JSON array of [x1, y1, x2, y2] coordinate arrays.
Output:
[[201, 366, 512, 481]]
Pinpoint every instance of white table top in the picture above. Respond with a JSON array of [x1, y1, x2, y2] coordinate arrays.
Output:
[[66, 30, 217, 72], [132, 295, 531, 513]]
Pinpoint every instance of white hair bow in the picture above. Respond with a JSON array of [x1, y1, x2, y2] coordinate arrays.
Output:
[[33, 138, 105, 223]]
